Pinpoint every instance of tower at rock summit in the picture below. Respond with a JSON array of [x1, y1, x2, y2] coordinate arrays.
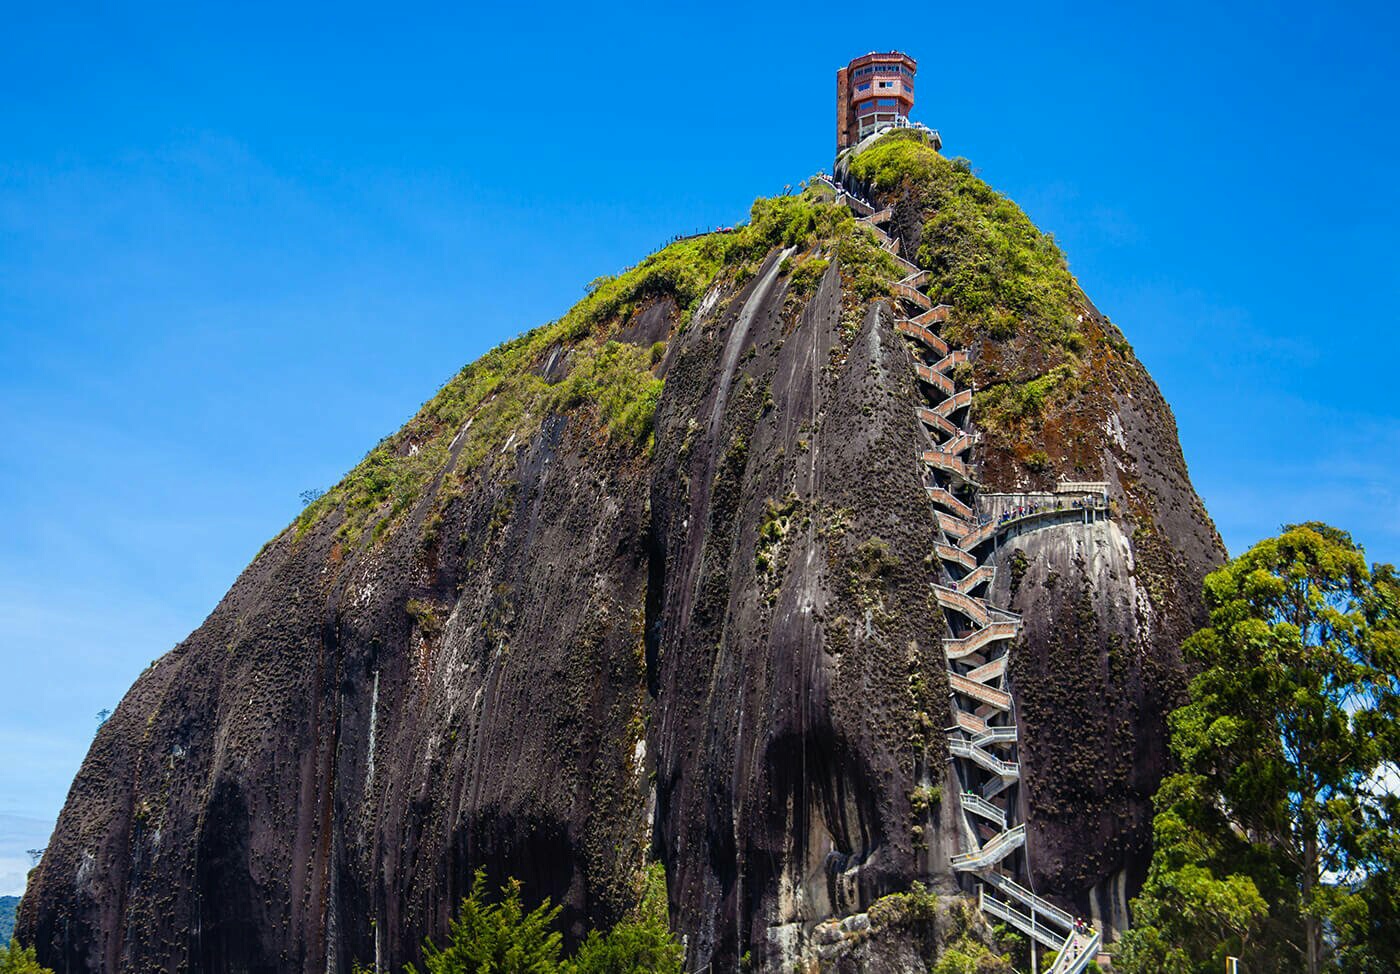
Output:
[[836, 51, 941, 151], [19, 48, 1222, 974]]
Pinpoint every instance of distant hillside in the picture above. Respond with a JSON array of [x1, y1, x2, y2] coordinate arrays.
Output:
[[0, 895, 19, 943]]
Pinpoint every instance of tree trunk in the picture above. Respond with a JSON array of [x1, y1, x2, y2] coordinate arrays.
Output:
[[1303, 830, 1320, 974]]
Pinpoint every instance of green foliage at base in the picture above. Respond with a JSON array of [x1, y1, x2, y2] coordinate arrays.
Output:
[[406, 872, 562, 974], [1118, 523, 1400, 974], [0, 941, 53, 974], [929, 934, 1013, 974], [404, 867, 682, 974]]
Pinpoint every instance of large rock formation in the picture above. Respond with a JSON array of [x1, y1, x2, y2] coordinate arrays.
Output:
[[19, 131, 1222, 972]]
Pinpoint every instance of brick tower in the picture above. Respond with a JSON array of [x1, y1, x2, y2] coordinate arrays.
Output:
[[836, 51, 939, 152]]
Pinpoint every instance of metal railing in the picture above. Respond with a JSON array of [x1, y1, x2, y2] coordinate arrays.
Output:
[[951, 823, 1025, 870], [960, 792, 1008, 829], [949, 738, 1020, 778], [978, 888, 1066, 950]]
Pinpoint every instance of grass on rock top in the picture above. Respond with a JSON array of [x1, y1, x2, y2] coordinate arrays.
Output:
[[846, 129, 1122, 470], [291, 189, 898, 549]]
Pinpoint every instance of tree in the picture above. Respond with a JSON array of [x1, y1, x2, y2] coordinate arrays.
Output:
[[0, 941, 54, 974], [1119, 523, 1400, 974], [406, 871, 563, 974], [408, 863, 686, 974], [564, 918, 682, 974]]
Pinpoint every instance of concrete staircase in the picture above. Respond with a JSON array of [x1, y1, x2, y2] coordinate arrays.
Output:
[[840, 194, 1106, 974]]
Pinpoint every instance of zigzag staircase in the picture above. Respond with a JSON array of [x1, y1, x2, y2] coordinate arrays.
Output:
[[836, 190, 1103, 974]]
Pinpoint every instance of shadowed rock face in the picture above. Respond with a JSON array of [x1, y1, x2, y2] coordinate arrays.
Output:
[[20, 149, 1221, 972]]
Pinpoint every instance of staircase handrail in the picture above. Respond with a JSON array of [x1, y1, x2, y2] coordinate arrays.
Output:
[[960, 792, 1009, 829], [951, 823, 1025, 869], [948, 739, 1019, 777], [982, 873, 1075, 931], [1045, 928, 1102, 974], [977, 888, 1065, 950]]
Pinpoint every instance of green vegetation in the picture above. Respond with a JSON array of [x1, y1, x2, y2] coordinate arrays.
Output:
[[846, 129, 1090, 455], [405, 866, 682, 974], [929, 935, 1014, 974], [405, 598, 444, 640], [866, 884, 939, 931], [0, 901, 16, 952], [786, 256, 829, 295], [1118, 523, 1400, 974], [847, 131, 1080, 351], [909, 784, 942, 815], [836, 226, 902, 300], [293, 190, 888, 549], [754, 492, 802, 579], [0, 941, 52, 974]]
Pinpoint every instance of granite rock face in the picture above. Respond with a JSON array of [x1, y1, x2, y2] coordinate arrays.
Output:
[[21, 140, 1221, 971]]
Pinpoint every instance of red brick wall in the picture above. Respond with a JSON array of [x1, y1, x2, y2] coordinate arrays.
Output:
[[836, 68, 850, 149]]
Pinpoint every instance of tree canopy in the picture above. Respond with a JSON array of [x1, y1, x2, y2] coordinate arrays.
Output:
[[0, 940, 53, 974], [1119, 523, 1400, 974], [402, 865, 682, 974]]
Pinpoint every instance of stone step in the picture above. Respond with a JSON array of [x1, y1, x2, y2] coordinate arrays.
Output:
[[949, 738, 1019, 778], [933, 542, 977, 572], [934, 388, 973, 417], [954, 565, 995, 594], [923, 450, 973, 483], [912, 304, 952, 327], [893, 282, 932, 309], [965, 655, 1008, 683]]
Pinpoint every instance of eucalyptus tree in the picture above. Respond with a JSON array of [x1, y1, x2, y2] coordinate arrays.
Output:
[[1119, 523, 1399, 974]]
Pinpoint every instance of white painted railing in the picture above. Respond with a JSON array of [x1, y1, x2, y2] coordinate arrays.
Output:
[[951, 824, 1025, 870]]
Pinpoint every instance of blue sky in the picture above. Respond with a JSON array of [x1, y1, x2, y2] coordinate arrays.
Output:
[[1, 1, 1396, 894]]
